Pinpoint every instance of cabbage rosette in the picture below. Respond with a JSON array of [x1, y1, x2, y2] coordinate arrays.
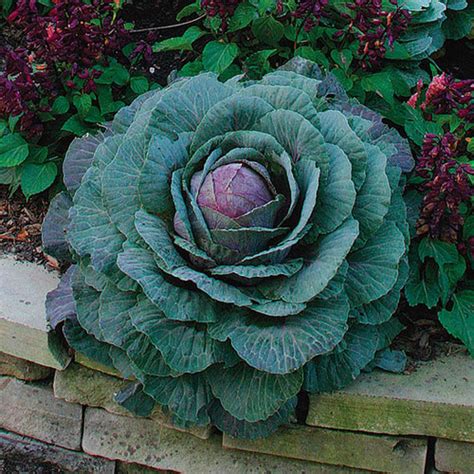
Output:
[[44, 58, 413, 439]]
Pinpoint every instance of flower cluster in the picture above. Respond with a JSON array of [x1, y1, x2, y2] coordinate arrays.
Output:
[[343, 0, 410, 69], [201, 0, 242, 31], [0, 47, 57, 138], [416, 133, 474, 254], [0, 0, 152, 137], [294, 0, 329, 31], [409, 74, 474, 121]]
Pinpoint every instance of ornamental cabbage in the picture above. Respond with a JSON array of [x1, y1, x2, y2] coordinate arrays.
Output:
[[44, 58, 413, 439]]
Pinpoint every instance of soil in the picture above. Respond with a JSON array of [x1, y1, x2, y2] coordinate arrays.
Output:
[[393, 301, 459, 368], [0, 185, 57, 269]]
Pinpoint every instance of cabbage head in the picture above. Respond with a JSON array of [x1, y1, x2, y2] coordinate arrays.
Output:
[[43, 58, 414, 439]]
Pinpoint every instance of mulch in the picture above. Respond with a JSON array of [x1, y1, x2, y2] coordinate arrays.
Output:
[[0, 185, 57, 269]]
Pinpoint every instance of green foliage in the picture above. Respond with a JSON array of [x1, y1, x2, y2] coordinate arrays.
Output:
[[153, 0, 473, 127], [44, 59, 412, 438]]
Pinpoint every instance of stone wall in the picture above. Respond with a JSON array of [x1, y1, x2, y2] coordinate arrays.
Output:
[[1, 257, 473, 473]]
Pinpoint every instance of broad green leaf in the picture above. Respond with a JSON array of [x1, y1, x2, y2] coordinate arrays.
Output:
[[117, 245, 220, 322], [139, 134, 191, 218], [45, 266, 76, 329], [135, 209, 255, 307], [115, 383, 155, 417], [352, 144, 391, 245], [208, 295, 350, 374], [146, 74, 234, 139], [61, 114, 90, 136], [130, 76, 149, 94], [52, 96, 70, 115], [257, 109, 329, 179], [262, 218, 359, 304], [191, 95, 274, 153], [202, 41, 240, 74], [317, 110, 367, 190], [63, 319, 114, 368], [312, 143, 356, 235], [143, 373, 212, 424], [208, 363, 302, 422], [0, 133, 29, 167], [41, 191, 72, 261], [209, 397, 296, 439], [346, 222, 405, 306], [418, 238, 459, 266], [153, 26, 206, 52], [228, 3, 258, 32], [304, 324, 380, 393], [68, 137, 125, 274], [242, 84, 319, 125], [20, 162, 57, 198], [354, 257, 409, 325], [439, 291, 474, 355], [405, 256, 441, 309], [130, 296, 231, 374], [251, 16, 285, 45], [63, 130, 110, 194]]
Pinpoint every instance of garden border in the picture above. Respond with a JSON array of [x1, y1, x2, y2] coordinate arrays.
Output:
[[0, 256, 473, 473]]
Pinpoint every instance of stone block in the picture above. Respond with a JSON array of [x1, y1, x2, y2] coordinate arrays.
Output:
[[54, 363, 212, 440], [0, 429, 115, 473], [0, 256, 70, 369], [224, 425, 427, 474], [307, 352, 474, 442], [0, 377, 82, 450], [83, 408, 369, 473], [435, 438, 474, 473], [0, 351, 52, 381]]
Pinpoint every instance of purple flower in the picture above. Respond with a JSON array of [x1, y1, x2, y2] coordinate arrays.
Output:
[[416, 133, 474, 252]]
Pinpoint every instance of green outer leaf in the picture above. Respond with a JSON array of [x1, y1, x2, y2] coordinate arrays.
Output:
[[208, 294, 349, 374], [63, 320, 114, 369], [117, 245, 220, 322], [209, 397, 296, 440], [208, 363, 303, 422], [130, 296, 231, 374], [72, 270, 103, 339], [68, 136, 125, 275], [257, 109, 329, 179], [143, 373, 212, 424], [303, 324, 380, 393], [352, 144, 391, 246], [210, 259, 303, 280], [439, 291, 474, 356], [102, 134, 149, 240], [354, 257, 409, 325], [261, 218, 359, 303], [241, 84, 319, 124], [114, 383, 155, 417], [311, 143, 356, 235], [345, 222, 405, 307], [146, 74, 234, 140], [191, 95, 274, 153], [41, 191, 72, 261], [316, 110, 367, 190]]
